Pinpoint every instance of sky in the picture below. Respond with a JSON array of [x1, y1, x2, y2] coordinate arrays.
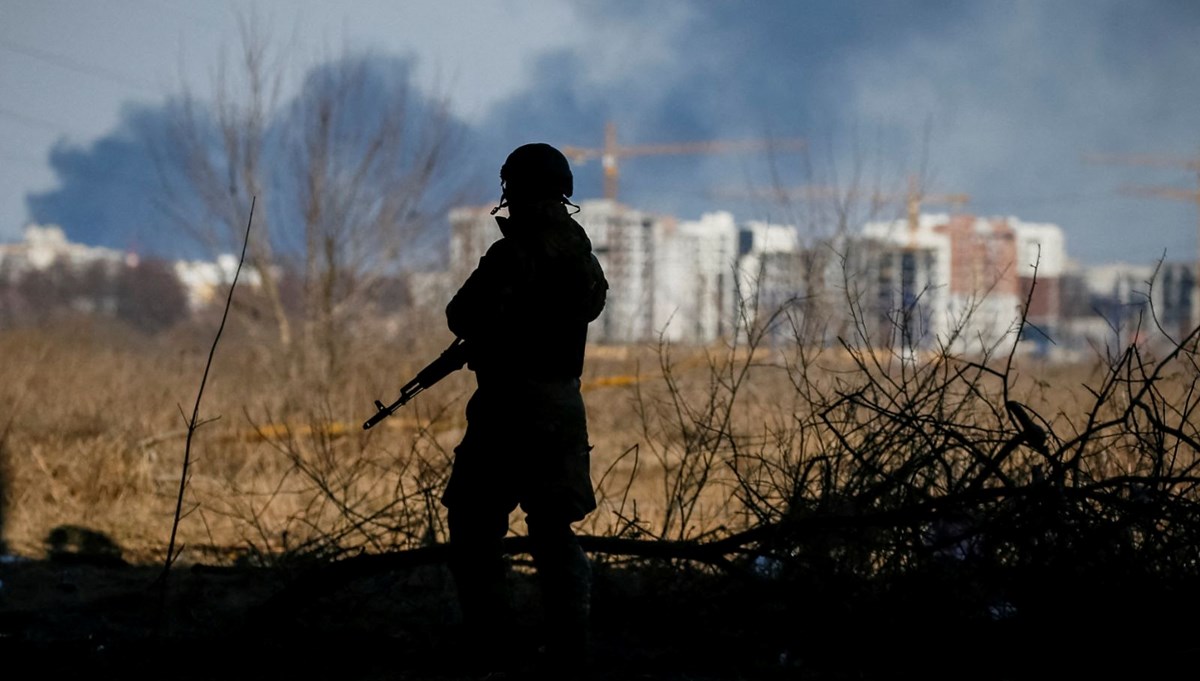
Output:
[[2, 0, 1199, 267]]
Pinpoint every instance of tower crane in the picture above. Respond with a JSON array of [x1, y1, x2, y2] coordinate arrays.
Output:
[[558, 122, 804, 343], [560, 121, 808, 202], [709, 174, 970, 249], [1084, 151, 1200, 330]]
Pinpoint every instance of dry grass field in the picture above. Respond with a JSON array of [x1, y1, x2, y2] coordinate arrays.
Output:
[[0, 318, 717, 561], [0, 313, 1109, 564], [3, 311, 1200, 679]]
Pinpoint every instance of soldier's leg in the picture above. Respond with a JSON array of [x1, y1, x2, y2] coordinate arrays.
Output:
[[525, 512, 592, 672], [447, 499, 515, 667], [443, 403, 522, 668]]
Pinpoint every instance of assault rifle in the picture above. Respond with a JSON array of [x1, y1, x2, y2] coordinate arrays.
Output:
[[362, 337, 469, 430]]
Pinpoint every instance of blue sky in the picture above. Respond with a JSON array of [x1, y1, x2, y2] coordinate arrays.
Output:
[[2, 0, 1199, 266]]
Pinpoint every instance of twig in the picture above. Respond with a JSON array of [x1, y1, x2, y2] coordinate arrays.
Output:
[[158, 196, 256, 584]]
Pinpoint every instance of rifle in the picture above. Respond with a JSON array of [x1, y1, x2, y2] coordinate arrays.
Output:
[[362, 337, 469, 430]]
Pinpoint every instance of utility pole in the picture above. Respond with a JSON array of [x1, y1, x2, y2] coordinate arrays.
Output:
[[1084, 152, 1200, 334]]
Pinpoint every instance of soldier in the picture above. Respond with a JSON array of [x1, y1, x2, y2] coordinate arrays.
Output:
[[442, 142, 608, 678]]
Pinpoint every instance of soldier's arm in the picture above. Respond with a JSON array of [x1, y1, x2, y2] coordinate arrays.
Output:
[[582, 253, 608, 323], [446, 240, 521, 341]]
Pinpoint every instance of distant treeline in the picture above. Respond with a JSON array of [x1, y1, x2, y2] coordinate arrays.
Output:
[[0, 257, 186, 333]]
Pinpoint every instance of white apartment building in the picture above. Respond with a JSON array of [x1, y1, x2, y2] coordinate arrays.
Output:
[[1068, 260, 1193, 338], [733, 220, 807, 341], [655, 211, 740, 344], [1152, 261, 1195, 335], [173, 254, 264, 311], [440, 201, 1087, 354], [849, 213, 1069, 357], [0, 224, 131, 276], [447, 205, 501, 281], [446, 201, 748, 345], [854, 214, 954, 353], [447, 200, 664, 344], [0, 223, 270, 314], [575, 199, 661, 344], [737, 220, 801, 302]]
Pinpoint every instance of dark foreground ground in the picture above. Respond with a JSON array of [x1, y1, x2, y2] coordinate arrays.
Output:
[[3, 547, 1200, 681]]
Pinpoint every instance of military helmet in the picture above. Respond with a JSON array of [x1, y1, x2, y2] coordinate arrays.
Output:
[[500, 142, 574, 201]]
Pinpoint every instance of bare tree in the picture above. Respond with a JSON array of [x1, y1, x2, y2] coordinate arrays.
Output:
[[163, 15, 467, 379]]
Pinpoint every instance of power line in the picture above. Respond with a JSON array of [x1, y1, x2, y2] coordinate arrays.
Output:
[[0, 106, 77, 134], [121, 0, 226, 32], [0, 39, 161, 95]]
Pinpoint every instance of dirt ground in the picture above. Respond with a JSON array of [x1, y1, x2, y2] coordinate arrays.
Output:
[[0, 548, 804, 681], [6, 544, 1200, 681]]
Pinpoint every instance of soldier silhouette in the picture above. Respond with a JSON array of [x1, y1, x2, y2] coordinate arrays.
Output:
[[441, 142, 608, 678]]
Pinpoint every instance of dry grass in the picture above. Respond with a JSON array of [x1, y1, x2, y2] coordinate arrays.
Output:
[[0, 310, 1163, 570], [0, 315, 752, 562]]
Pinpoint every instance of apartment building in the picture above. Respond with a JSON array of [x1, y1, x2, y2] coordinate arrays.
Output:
[[447, 202, 770, 346], [849, 213, 1072, 356], [654, 211, 740, 344], [0, 224, 130, 275], [445, 199, 1200, 361], [447, 199, 666, 344], [854, 213, 954, 353]]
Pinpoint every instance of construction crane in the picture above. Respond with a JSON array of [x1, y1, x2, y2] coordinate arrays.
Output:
[[1084, 151, 1200, 331], [560, 121, 807, 202], [710, 174, 970, 249], [899, 176, 972, 249]]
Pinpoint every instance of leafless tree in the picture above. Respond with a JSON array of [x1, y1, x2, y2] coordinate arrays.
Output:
[[162, 15, 468, 380]]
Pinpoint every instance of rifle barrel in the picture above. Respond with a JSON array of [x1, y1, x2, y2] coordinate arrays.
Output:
[[362, 339, 468, 430]]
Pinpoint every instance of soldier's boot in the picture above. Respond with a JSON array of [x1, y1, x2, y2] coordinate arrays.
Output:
[[448, 508, 518, 675], [528, 517, 594, 680], [455, 572, 516, 673]]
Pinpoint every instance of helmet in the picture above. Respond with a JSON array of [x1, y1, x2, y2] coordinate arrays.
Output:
[[499, 143, 574, 202]]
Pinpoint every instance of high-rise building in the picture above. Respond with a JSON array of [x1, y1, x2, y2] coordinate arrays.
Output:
[[655, 211, 740, 344], [575, 200, 662, 344], [447, 200, 668, 344], [852, 213, 1068, 357], [448, 205, 501, 280], [855, 213, 953, 353], [734, 221, 805, 343], [439, 201, 1085, 355], [1155, 261, 1195, 336]]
